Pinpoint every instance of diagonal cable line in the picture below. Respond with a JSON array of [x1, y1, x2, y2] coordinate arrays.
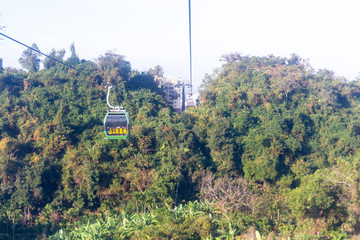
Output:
[[0, 32, 93, 78]]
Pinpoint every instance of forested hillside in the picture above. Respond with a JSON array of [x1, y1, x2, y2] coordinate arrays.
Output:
[[1, 48, 360, 239]]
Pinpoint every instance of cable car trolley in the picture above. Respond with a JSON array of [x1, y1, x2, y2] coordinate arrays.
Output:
[[103, 85, 130, 140]]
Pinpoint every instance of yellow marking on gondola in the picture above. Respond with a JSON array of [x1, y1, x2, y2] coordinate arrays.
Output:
[[108, 128, 127, 135]]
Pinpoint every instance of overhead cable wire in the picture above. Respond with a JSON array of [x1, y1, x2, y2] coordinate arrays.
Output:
[[0, 32, 93, 78], [188, 0, 193, 95], [167, 2, 193, 239]]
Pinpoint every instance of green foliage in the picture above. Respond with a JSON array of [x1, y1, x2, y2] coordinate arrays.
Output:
[[66, 43, 80, 67], [97, 51, 131, 86], [286, 171, 343, 220], [43, 48, 66, 70], [18, 43, 41, 72], [49, 201, 244, 240], [1, 51, 360, 239]]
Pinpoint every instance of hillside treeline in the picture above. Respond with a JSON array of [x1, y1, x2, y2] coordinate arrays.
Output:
[[1, 47, 360, 239]]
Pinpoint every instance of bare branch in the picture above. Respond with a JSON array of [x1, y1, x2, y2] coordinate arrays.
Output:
[[198, 172, 258, 213]]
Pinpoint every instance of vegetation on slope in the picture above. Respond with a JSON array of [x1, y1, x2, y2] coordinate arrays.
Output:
[[1, 46, 360, 239]]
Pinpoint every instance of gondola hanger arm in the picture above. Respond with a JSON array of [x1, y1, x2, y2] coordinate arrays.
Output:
[[106, 84, 124, 112]]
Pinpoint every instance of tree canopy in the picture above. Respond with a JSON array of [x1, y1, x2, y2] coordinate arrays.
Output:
[[1, 50, 360, 239], [18, 43, 41, 72]]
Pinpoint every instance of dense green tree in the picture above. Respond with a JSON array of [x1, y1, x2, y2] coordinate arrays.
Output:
[[43, 48, 66, 69], [18, 43, 41, 72], [66, 43, 80, 66], [149, 65, 164, 82], [2, 50, 360, 239], [97, 51, 131, 86]]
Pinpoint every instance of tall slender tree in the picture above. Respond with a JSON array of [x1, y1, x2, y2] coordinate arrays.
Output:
[[67, 43, 80, 66], [43, 48, 65, 69]]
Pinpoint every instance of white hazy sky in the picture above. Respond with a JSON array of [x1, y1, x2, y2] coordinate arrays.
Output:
[[1, 0, 360, 91]]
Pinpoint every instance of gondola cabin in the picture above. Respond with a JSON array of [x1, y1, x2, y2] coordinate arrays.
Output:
[[185, 101, 195, 111], [103, 110, 130, 140]]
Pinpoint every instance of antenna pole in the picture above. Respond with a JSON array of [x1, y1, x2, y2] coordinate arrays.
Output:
[[188, 0, 193, 95]]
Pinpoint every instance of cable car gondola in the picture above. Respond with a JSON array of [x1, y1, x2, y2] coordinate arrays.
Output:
[[104, 85, 130, 140], [104, 108, 130, 140]]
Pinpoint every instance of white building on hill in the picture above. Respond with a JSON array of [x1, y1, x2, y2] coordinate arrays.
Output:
[[159, 76, 197, 113]]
